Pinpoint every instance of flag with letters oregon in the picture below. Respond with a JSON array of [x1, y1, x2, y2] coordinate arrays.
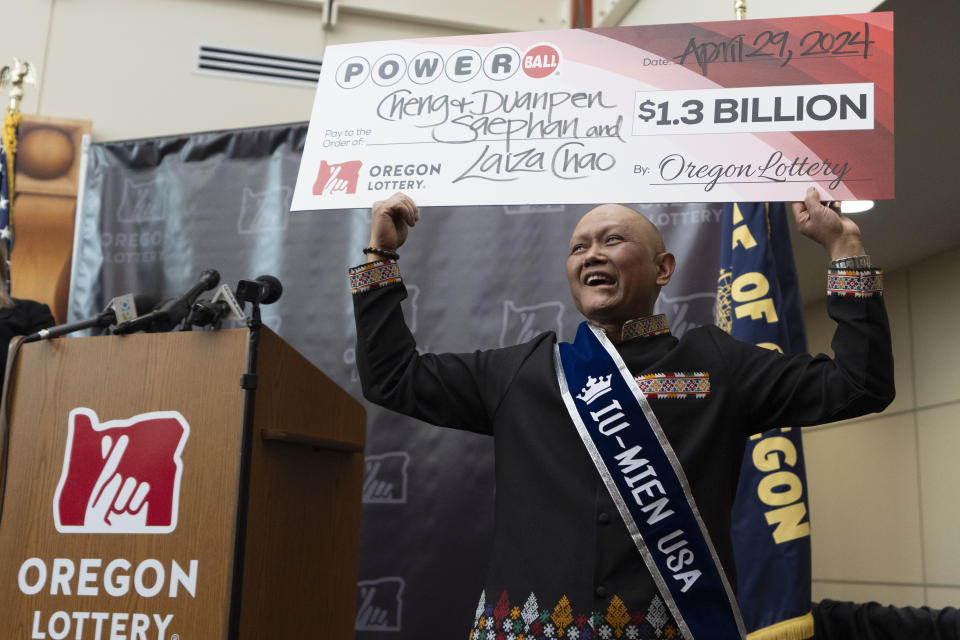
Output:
[[719, 202, 814, 640]]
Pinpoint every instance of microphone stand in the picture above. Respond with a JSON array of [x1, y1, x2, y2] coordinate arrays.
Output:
[[227, 300, 261, 638]]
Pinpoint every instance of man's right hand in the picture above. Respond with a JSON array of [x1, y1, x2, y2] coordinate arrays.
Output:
[[368, 193, 419, 261]]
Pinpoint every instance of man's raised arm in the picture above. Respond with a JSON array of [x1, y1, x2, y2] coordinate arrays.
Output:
[[726, 187, 894, 431], [348, 193, 539, 436]]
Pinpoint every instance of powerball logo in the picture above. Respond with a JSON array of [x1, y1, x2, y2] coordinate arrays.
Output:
[[313, 160, 363, 196], [334, 43, 561, 88], [53, 408, 190, 535]]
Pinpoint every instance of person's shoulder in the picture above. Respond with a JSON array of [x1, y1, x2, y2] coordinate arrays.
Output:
[[673, 324, 747, 356], [12, 298, 55, 329], [14, 298, 53, 313], [677, 323, 728, 342], [482, 329, 557, 355], [530, 330, 559, 346], [12, 298, 49, 308], [476, 329, 557, 370]]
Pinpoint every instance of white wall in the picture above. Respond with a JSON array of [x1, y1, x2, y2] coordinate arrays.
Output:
[[1, 0, 883, 141], [0, 0, 54, 118], [2, 0, 472, 141], [803, 246, 960, 607], [0, 0, 570, 141]]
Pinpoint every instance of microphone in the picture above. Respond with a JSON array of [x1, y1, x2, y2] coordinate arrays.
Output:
[[187, 284, 247, 328], [186, 299, 231, 328], [22, 294, 157, 343], [115, 269, 220, 334], [235, 275, 283, 305]]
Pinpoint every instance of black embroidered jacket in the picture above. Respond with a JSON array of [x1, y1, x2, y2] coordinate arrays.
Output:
[[351, 260, 894, 639]]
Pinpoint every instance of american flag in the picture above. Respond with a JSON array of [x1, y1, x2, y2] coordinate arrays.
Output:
[[0, 111, 12, 255]]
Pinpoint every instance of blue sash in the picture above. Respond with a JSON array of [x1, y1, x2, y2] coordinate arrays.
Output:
[[554, 322, 744, 639]]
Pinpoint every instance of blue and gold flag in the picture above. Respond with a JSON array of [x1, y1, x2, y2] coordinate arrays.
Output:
[[717, 202, 814, 640]]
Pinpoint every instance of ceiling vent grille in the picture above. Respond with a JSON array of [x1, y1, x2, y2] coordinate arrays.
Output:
[[194, 44, 322, 87]]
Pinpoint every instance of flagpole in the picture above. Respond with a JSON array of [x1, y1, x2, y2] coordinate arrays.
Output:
[[0, 58, 36, 267], [1, 58, 37, 114], [734, 0, 746, 20], [1, 58, 36, 198]]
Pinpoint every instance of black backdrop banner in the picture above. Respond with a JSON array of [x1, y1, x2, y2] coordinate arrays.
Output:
[[69, 121, 723, 637]]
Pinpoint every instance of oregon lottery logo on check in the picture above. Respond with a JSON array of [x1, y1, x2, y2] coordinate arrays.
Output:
[[292, 13, 893, 210]]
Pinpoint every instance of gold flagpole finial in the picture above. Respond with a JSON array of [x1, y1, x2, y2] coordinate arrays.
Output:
[[734, 0, 747, 20], [0, 58, 38, 114]]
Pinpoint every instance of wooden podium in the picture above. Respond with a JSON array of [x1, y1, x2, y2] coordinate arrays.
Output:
[[0, 327, 365, 639]]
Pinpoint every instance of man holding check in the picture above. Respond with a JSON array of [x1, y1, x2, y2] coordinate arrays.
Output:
[[348, 188, 893, 639]]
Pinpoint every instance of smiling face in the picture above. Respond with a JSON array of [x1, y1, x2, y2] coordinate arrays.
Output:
[[566, 204, 675, 336]]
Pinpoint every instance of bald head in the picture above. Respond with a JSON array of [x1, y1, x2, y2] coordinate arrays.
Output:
[[566, 203, 676, 337], [578, 204, 666, 254]]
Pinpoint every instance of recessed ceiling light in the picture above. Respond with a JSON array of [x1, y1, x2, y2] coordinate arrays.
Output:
[[840, 200, 874, 214]]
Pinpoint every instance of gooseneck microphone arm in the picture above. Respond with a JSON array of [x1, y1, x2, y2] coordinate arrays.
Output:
[[21, 293, 159, 343], [21, 311, 114, 344]]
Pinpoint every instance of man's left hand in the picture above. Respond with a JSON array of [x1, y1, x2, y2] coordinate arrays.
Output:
[[791, 187, 866, 260]]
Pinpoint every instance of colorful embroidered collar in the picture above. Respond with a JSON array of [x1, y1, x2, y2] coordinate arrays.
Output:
[[620, 314, 670, 341]]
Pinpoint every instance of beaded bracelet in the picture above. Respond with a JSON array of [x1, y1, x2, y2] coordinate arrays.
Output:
[[362, 246, 400, 260], [829, 254, 872, 270]]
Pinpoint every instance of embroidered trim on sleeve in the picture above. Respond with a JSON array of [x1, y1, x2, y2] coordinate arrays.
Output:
[[827, 268, 883, 298], [348, 259, 401, 294], [635, 372, 711, 399]]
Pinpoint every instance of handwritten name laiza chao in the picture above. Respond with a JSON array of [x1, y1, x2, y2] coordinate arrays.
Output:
[[376, 88, 625, 182], [658, 151, 851, 191]]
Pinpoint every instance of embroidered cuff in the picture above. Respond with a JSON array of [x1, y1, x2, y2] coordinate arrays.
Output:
[[827, 268, 883, 298], [348, 259, 401, 294], [636, 372, 710, 399]]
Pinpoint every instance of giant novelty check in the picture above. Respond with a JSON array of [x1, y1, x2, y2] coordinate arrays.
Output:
[[292, 13, 893, 210]]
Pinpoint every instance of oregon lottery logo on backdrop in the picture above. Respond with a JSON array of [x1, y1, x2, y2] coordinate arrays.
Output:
[[116, 177, 169, 223], [499, 300, 565, 347], [53, 408, 189, 534], [356, 577, 405, 632], [335, 43, 560, 88], [237, 185, 291, 234], [363, 452, 410, 504]]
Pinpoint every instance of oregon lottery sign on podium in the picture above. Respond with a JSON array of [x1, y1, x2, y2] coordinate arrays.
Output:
[[293, 13, 893, 209]]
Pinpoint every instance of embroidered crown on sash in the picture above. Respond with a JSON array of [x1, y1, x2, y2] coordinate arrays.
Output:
[[576, 374, 613, 404]]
